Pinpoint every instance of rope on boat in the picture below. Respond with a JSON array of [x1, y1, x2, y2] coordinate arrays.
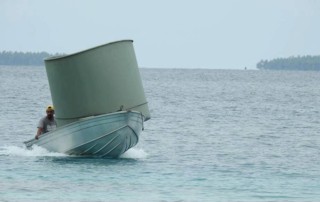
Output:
[[56, 102, 148, 120], [141, 112, 144, 131], [125, 102, 148, 110]]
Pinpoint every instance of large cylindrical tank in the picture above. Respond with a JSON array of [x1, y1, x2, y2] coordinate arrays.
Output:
[[45, 40, 150, 126]]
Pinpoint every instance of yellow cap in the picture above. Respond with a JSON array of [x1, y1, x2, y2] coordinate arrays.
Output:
[[46, 105, 54, 111]]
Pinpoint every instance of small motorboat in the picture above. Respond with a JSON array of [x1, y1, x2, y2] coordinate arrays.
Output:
[[24, 40, 150, 157], [24, 111, 144, 157]]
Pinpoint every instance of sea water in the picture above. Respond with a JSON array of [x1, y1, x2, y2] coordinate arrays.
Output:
[[0, 66, 319, 202]]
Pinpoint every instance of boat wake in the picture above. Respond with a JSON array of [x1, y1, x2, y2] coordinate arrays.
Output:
[[120, 148, 148, 159], [0, 145, 67, 157], [0, 145, 148, 159]]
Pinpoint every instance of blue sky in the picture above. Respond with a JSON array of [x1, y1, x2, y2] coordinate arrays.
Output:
[[1, 0, 320, 69]]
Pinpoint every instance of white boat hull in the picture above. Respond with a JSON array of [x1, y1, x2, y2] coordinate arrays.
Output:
[[24, 111, 144, 158]]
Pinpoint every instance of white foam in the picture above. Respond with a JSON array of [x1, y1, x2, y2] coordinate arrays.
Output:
[[0, 145, 147, 158], [120, 148, 148, 159], [0, 145, 66, 157]]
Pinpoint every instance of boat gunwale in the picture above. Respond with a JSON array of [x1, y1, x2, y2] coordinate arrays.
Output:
[[44, 39, 134, 61]]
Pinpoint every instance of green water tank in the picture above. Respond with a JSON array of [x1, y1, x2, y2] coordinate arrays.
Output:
[[45, 40, 150, 126]]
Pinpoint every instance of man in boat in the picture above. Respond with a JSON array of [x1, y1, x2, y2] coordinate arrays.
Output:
[[35, 105, 57, 140]]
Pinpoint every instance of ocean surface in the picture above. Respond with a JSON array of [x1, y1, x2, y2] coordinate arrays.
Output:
[[0, 66, 319, 202]]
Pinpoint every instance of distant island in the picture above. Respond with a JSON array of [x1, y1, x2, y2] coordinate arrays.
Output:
[[256, 55, 320, 71], [0, 51, 64, 66]]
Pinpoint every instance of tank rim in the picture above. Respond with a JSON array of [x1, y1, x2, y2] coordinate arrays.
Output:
[[45, 39, 134, 61]]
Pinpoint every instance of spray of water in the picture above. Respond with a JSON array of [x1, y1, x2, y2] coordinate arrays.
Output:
[[0, 145, 148, 159], [0, 145, 66, 157], [120, 148, 148, 159]]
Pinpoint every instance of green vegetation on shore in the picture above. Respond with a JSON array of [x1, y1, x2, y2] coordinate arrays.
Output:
[[257, 55, 320, 71], [0, 51, 63, 66]]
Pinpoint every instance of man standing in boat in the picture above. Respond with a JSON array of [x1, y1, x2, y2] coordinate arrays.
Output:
[[35, 105, 57, 140]]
